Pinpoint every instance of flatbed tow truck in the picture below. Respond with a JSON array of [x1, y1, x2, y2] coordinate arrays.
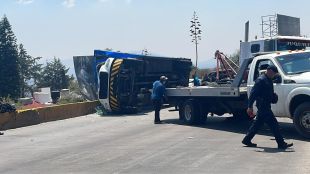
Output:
[[167, 50, 310, 138]]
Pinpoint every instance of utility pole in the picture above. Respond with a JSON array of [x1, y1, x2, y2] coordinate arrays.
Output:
[[190, 11, 202, 68]]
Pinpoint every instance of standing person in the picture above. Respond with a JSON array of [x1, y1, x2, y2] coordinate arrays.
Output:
[[242, 65, 293, 149], [193, 74, 200, 86], [151, 76, 168, 124]]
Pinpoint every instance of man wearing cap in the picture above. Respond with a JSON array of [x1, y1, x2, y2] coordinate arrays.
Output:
[[242, 65, 293, 149], [151, 76, 168, 124]]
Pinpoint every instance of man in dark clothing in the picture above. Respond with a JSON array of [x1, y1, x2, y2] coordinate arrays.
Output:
[[151, 76, 168, 124], [242, 65, 293, 149]]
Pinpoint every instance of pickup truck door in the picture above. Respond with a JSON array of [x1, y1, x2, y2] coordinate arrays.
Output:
[[272, 78, 286, 117], [247, 59, 285, 116]]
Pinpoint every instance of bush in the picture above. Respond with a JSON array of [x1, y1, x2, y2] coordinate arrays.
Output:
[[57, 92, 85, 104], [0, 96, 22, 109]]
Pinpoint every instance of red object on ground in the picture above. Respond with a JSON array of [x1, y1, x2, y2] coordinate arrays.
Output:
[[20, 100, 45, 110]]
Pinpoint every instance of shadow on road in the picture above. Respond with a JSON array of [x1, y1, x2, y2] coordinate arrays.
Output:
[[253, 146, 295, 153], [97, 107, 155, 117], [163, 116, 310, 142], [97, 105, 172, 117]]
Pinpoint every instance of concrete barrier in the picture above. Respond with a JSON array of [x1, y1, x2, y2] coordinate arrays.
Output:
[[0, 101, 100, 130], [0, 112, 15, 130]]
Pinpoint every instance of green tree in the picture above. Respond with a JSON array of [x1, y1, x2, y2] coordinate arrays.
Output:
[[0, 15, 20, 99], [38, 57, 70, 90], [229, 49, 240, 66], [30, 57, 43, 93], [18, 44, 43, 97]]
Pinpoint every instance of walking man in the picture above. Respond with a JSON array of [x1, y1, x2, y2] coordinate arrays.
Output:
[[242, 65, 293, 149], [151, 76, 168, 124]]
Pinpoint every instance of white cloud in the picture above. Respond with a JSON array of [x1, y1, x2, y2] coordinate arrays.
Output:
[[62, 0, 75, 8], [17, 0, 34, 5]]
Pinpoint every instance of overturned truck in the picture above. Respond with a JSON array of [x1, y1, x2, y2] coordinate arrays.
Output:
[[74, 50, 192, 113]]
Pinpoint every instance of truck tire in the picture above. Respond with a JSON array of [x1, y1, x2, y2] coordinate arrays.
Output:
[[293, 102, 310, 139], [178, 102, 185, 120], [182, 99, 201, 125]]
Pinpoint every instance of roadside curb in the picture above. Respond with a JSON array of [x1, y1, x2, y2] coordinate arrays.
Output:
[[0, 101, 100, 130]]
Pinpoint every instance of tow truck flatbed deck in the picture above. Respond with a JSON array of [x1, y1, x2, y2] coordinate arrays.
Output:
[[166, 86, 247, 97]]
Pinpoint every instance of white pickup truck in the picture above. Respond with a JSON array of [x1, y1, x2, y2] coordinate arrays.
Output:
[[167, 50, 310, 138]]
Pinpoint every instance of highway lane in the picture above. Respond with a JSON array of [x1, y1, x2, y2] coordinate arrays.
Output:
[[0, 108, 309, 174]]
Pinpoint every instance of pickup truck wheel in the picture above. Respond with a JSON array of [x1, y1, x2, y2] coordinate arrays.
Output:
[[182, 100, 200, 125], [293, 102, 310, 139]]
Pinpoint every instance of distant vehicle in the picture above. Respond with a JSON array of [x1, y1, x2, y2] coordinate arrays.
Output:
[[203, 70, 234, 83]]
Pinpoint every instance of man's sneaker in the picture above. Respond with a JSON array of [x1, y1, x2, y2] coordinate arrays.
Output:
[[242, 139, 257, 147], [278, 142, 293, 149]]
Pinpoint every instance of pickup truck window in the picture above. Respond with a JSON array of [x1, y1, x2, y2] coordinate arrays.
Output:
[[253, 60, 275, 80], [276, 52, 310, 75]]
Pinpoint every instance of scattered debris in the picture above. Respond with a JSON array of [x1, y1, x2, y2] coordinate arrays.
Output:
[[95, 105, 109, 116], [0, 102, 16, 113]]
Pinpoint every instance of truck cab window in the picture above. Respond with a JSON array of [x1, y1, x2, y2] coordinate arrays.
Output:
[[264, 40, 275, 52], [276, 52, 310, 75], [277, 40, 309, 51], [253, 60, 275, 80], [251, 44, 260, 53]]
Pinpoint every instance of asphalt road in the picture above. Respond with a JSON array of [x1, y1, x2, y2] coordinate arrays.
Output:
[[0, 108, 309, 174]]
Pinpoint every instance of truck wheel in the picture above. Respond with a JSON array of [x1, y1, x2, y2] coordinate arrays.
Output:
[[293, 102, 310, 139], [178, 102, 185, 120], [182, 100, 200, 124]]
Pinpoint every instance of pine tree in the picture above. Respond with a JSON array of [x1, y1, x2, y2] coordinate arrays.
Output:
[[18, 44, 31, 97], [38, 57, 70, 91], [30, 56, 43, 94], [0, 15, 20, 99], [18, 44, 42, 97]]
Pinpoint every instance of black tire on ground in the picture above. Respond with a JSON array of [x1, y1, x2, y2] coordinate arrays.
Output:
[[293, 102, 310, 139], [178, 102, 185, 120], [181, 99, 201, 125]]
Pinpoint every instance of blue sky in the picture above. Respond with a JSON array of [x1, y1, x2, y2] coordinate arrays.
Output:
[[1, 0, 310, 75]]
